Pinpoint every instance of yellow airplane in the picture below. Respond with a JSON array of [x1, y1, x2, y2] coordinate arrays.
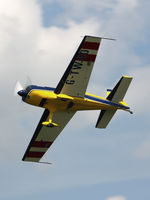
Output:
[[16, 35, 133, 163]]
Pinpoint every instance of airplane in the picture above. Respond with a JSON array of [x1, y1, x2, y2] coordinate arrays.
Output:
[[16, 35, 133, 163]]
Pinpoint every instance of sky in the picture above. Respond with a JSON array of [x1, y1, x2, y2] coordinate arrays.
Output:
[[0, 0, 150, 199]]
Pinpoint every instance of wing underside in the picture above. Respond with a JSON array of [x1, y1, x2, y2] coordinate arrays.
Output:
[[55, 36, 102, 97], [22, 109, 76, 162]]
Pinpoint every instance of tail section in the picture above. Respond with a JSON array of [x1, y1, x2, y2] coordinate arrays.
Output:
[[107, 76, 133, 102], [96, 76, 133, 129]]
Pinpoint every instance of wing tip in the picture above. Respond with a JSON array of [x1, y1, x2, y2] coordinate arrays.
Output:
[[122, 75, 133, 79], [84, 35, 116, 41], [22, 159, 52, 165]]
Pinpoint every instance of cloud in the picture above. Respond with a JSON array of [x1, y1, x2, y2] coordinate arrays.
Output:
[[106, 195, 126, 200], [0, 1, 150, 198], [115, 0, 138, 13], [125, 66, 150, 114], [0, 0, 100, 85], [0, 0, 101, 162], [134, 133, 150, 158]]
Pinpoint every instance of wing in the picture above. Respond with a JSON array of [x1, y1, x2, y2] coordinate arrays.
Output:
[[22, 109, 76, 162], [55, 35, 102, 97]]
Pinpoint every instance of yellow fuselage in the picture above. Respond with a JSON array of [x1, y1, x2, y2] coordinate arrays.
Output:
[[25, 89, 127, 112]]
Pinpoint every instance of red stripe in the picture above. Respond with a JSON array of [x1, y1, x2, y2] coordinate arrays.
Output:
[[26, 151, 45, 158], [76, 54, 96, 62], [32, 141, 52, 148], [82, 42, 100, 50]]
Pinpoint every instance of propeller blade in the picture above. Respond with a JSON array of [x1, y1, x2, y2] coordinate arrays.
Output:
[[25, 76, 32, 88], [14, 81, 23, 96]]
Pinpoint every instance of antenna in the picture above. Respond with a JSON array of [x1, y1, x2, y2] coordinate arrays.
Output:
[[22, 161, 52, 165], [101, 37, 116, 41], [38, 161, 52, 165]]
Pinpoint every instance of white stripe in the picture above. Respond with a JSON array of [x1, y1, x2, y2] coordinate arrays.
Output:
[[85, 36, 101, 43]]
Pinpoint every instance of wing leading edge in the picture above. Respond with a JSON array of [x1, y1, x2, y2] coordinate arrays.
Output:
[[22, 109, 76, 162], [55, 36, 102, 97]]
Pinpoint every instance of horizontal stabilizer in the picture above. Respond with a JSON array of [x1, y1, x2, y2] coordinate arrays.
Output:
[[107, 76, 133, 102], [96, 109, 117, 128]]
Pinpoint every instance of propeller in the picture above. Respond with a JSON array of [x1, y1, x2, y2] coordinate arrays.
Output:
[[14, 81, 23, 96], [14, 77, 32, 98], [25, 76, 32, 89]]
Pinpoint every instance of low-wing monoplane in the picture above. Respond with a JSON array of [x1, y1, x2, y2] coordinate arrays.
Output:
[[16, 35, 133, 163]]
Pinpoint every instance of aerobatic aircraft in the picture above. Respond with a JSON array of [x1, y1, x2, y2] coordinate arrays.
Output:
[[16, 35, 133, 163]]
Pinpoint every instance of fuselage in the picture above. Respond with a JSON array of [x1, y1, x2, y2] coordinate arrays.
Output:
[[21, 85, 129, 112]]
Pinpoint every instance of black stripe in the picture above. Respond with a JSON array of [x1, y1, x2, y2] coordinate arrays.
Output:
[[54, 36, 87, 94], [22, 109, 49, 161], [29, 85, 55, 91], [107, 77, 123, 101], [39, 98, 47, 107]]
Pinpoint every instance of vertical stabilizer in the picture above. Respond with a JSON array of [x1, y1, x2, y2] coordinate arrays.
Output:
[[107, 76, 133, 102]]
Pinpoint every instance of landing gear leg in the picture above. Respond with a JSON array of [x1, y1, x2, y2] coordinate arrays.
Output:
[[42, 109, 59, 127]]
